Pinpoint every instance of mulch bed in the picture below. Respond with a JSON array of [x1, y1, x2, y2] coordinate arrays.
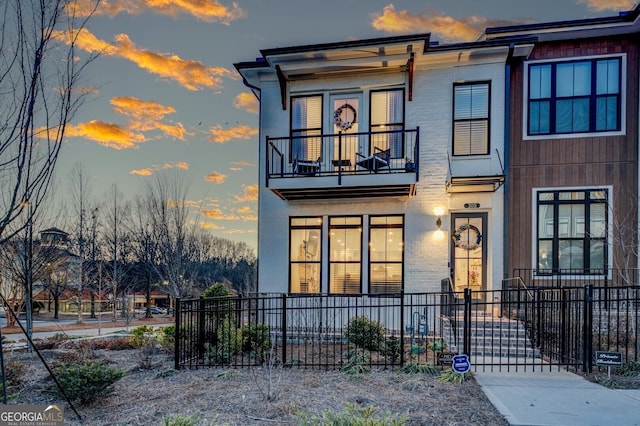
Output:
[[5, 342, 510, 425]]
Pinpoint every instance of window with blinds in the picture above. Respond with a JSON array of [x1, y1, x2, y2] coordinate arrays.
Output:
[[289, 217, 322, 294], [369, 215, 403, 294], [329, 216, 362, 294], [453, 82, 490, 156], [291, 95, 323, 162]]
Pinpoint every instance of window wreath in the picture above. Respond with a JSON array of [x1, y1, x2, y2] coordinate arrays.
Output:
[[333, 103, 357, 131], [452, 224, 482, 251]]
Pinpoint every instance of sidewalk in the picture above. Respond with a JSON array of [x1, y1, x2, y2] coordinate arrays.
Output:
[[475, 369, 640, 426], [2, 312, 173, 337]]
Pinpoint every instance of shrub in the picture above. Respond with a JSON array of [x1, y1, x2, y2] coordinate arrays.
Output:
[[131, 325, 156, 348], [345, 316, 386, 352], [439, 369, 473, 383], [159, 325, 176, 348], [0, 359, 27, 398], [51, 359, 125, 403], [205, 317, 241, 365], [400, 363, 439, 375], [103, 337, 136, 350], [296, 402, 408, 425], [162, 414, 203, 426], [241, 324, 271, 357], [428, 340, 446, 351], [382, 336, 403, 364], [620, 360, 640, 377], [202, 283, 229, 298], [341, 348, 371, 375]]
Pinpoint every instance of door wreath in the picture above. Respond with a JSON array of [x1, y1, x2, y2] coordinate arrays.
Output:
[[333, 103, 357, 131], [452, 224, 482, 251]]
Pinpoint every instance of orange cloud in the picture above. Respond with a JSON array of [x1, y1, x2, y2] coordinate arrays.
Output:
[[371, 4, 526, 42], [130, 161, 189, 176], [234, 92, 259, 114], [201, 222, 224, 230], [111, 96, 188, 140], [236, 206, 252, 214], [235, 184, 258, 202], [67, 28, 235, 91], [65, 120, 145, 149], [208, 124, 258, 143], [577, 0, 635, 11], [204, 172, 227, 184], [73, 0, 245, 24], [201, 209, 238, 220]]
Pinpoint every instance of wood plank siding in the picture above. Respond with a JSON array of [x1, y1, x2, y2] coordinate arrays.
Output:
[[507, 37, 639, 274]]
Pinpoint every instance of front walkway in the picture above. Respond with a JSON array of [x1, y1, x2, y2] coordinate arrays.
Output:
[[475, 369, 640, 426]]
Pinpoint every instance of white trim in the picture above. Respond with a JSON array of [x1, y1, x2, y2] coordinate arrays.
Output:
[[522, 53, 627, 141], [531, 185, 613, 277]]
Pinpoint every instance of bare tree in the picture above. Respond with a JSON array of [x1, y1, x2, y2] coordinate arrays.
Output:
[[139, 173, 200, 300], [68, 163, 95, 323], [0, 0, 100, 244], [102, 184, 132, 320]]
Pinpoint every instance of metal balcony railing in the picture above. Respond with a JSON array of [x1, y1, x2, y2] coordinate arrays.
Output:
[[266, 128, 419, 181]]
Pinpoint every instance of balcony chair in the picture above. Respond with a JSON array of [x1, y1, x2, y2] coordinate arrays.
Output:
[[356, 147, 390, 172], [293, 156, 321, 176]]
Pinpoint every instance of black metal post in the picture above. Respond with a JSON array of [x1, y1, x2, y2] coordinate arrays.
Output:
[[400, 292, 405, 367], [281, 293, 287, 365], [583, 285, 594, 372], [174, 298, 181, 370], [463, 288, 472, 359], [198, 296, 205, 362]]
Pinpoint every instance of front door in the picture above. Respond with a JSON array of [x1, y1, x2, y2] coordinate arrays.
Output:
[[451, 214, 487, 297], [330, 94, 361, 170]]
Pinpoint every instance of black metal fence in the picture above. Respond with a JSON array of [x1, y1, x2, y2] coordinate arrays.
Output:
[[175, 286, 639, 372]]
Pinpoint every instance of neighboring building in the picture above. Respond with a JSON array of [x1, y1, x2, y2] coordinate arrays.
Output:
[[235, 5, 640, 296], [482, 7, 640, 279]]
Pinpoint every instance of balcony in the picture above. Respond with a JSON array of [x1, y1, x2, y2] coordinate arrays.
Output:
[[265, 128, 419, 201]]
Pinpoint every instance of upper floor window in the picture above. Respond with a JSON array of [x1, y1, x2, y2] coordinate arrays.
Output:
[[370, 89, 404, 159], [528, 58, 621, 136], [291, 95, 322, 162], [537, 189, 608, 273], [453, 82, 490, 156]]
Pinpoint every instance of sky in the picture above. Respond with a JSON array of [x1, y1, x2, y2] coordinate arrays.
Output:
[[56, 0, 636, 250]]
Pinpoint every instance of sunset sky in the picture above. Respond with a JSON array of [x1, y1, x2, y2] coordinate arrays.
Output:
[[58, 0, 635, 249]]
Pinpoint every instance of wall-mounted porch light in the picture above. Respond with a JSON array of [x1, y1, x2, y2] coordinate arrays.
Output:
[[436, 216, 442, 229]]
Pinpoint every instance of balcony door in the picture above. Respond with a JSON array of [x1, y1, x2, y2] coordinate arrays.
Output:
[[451, 213, 487, 298], [331, 94, 361, 170]]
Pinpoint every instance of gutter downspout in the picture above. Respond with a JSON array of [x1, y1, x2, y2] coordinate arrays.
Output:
[[503, 43, 514, 282], [240, 75, 262, 292]]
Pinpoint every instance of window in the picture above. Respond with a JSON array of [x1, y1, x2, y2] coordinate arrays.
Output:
[[291, 95, 322, 162], [329, 216, 362, 294], [528, 58, 621, 135], [370, 89, 404, 158], [290, 217, 322, 293], [453, 82, 490, 156], [369, 216, 404, 294], [537, 190, 607, 273]]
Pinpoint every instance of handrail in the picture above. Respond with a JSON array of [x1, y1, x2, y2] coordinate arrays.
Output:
[[502, 276, 533, 299]]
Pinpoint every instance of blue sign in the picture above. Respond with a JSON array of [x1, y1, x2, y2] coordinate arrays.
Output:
[[452, 354, 470, 374]]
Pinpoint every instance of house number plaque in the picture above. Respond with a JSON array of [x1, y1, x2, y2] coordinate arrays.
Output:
[[464, 203, 480, 209]]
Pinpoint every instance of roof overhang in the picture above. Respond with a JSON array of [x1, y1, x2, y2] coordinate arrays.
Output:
[[271, 184, 416, 201], [446, 175, 505, 193]]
